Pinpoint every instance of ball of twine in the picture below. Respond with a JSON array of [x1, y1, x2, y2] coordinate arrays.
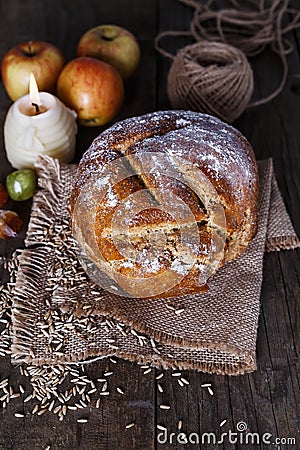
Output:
[[156, 0, 300, 122], [167, 40, 254, 123]]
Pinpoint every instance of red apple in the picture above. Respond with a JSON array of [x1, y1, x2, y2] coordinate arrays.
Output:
[[77, 25, 140, 80], [1, 40, 65, 101], [56, 57, 124, 127]]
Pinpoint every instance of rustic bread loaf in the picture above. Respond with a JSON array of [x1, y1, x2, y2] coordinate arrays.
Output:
[[70, 110, 258, 299]]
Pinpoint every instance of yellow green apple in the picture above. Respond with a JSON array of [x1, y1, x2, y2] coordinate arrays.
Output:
[[6, 169, 36, 201], [77, 25, 140, 80], [1, 41, 65, 101]]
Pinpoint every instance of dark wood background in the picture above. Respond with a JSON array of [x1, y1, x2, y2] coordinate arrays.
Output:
[[0, 1, 299, 449]]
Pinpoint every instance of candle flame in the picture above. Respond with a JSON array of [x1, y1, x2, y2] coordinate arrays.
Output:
[[29, 73, 41, 106]]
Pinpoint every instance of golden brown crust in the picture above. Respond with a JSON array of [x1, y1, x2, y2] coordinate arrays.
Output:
[[70, 110, 258, 299]]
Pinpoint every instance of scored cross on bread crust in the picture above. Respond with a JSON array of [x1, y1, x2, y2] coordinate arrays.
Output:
[[70, 110, 258, 299]]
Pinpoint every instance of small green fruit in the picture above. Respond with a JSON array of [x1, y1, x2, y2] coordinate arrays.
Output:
[[6, 169, 36, 201]]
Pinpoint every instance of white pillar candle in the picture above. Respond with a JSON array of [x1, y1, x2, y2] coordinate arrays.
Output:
[[4, 92, 77, 169]]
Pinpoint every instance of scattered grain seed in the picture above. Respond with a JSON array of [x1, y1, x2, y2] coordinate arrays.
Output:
[[19, 385, 25, 394], [175, 308, 185, 315], [159, 405, 171, 410], [32, 405, 39, 414], [41, 396, 48, 405], [11, 393, 21, 399], [201, 383, 212, 387], [104, 372, 113, 377], [109, 345, 119, 350], [100, 392, 110, 396], [14, 413, 24, 418], [178, 379, 184, 387], [143, 368, 152, 375], [87, 388, 97, 394], [156, 373, 164, 380], [125, 423, 135, 429], [166, 304, 176, 311], [117, 387, 124, 395], [78, 386, 86, 395], [53, 405, 61, 414], [96, 398, 101, 408], [150, 338, 156, 348], [208, 387, 214, 396], [220, 419, 227, 427], [172, 372, 182, 377], [180, 378, 189, 385], [77, 418, 88, 423], [157, 384, 163, 393], [48, 400, 55, 412], [0, 379, 8, 388], [80, 400, 88, 408]]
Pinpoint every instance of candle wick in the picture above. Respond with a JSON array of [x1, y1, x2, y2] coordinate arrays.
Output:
[[32, 102, 40, 114]]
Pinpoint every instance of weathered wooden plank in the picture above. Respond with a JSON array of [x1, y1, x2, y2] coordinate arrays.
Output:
[[156, 0, 194, 111], [0, 360, 156, 450], [155, 1, 300, 449], [236, 22, 300, 446], [0, 1, 157, 449]]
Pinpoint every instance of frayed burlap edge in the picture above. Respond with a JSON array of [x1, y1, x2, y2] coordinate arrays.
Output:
[[11, 244, 254, 375], [266, 235, 300, 252]]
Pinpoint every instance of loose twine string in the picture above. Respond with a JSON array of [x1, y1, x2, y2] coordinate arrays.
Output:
[[155, 0, 300, 121]]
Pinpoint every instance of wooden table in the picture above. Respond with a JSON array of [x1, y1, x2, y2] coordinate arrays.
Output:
[[0, 1, 299, 449]]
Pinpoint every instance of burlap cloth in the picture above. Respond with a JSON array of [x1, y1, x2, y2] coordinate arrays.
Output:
[[10, 156, 300, 375]]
